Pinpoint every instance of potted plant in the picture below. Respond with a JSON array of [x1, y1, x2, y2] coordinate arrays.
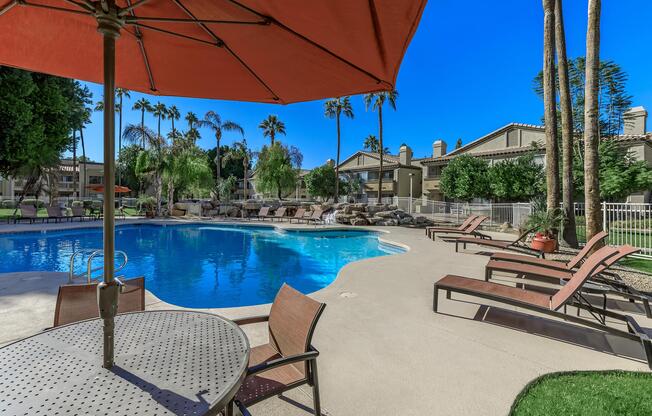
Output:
[[524, 208, 565, 253], [137, 195, 156, 218]]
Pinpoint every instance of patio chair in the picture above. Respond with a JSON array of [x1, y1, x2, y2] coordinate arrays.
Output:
[[425, 214, 478, 238], [433, 246, 652, 369], [70, 206, 95, 222], [287, 207, 306, 223], [270, 206, 287, 222], [485, 245, 652, 318], [429, 215, 489, 240], [232, 284, 326, 416], [252, 206, 270, 221], [489, 231, 608, 270], [10, 204, 40, 224], [53, 277, 145, 327], [306, 209, 324, 225], [455, 227, 542, 257], [46, 206, 69, 223]]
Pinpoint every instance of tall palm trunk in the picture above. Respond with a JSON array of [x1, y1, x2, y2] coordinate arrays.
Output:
[[555, 0, 578, 247], [377, 106, 383, 202], [140, 109, 145, 148], [118, 95, 123, 186], [215, 133, 221, 182], [243, 161, 248, 201], [80, 127, 87, 198], [584, 0, 603, 247], [335, 110, 341, 201], [156, 115, 163, 214], [543, 0, 560, 212], [167, 176, 174, 215], [271, 131, 275, 146], [72, 130, 78, 199]]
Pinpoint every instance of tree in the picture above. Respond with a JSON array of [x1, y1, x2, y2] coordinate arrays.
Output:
[[185, 111, 200, 144], [198, 111, 244, 183], [542, 0, 560, 212], [0, 68, 82, 206], [304, 163, 341, 200], [363, 90, 398, 201], [123, 124, 164, 212], [440, 155, 491, 201], [132, 98, 152, 147], [254, 142, 301, 199], [572, 139, 652, 201], [152, 102, 167, 140], [324, 96, 354, 199], [555, 0, 578, 247], [70, 82, 93, 198], [215, 175, 238, 202], [162, 140, 213, 210], [167, 105, 180, 134], [117, 144, 143, 194], [259, 115, 286, 145], [222, 140, 254, 200], [455, 138, 463, 149], [488, 155, 544, 202], [584, 0, 603, 246], [363, 134, 389, 154], [115, 88, 130, 186]]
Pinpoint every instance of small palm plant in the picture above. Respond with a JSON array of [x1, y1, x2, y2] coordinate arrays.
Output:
[[525, 208, 565, 238]]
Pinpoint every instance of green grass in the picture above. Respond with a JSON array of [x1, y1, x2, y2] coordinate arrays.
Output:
[[511, 371, 652, 416], [0, 207, 140, 220], [620, 258, 652, 274]]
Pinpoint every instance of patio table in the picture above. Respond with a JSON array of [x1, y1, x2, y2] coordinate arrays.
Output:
[[0, 310, 250, 415]]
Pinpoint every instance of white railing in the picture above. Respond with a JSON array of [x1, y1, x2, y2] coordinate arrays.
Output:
[[574, 202, 652, 258]]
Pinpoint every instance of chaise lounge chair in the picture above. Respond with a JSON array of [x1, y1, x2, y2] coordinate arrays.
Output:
[[306, 209, 324, 225], [489, 231, 608, 270], [231, 284, 326, 416], [46, 206, 69, 223], [251, 206, 270, 221], [287, 207, 306, 223], [269, 206, 287, 222], [12, 204, 43, 224], [455, 227, 542, 257], [70, 206, 95, 222], [433, 246, 652, 368], [425, 214, 477, 238], [429, 215, 489, 240], [53, 276, 145, 327]]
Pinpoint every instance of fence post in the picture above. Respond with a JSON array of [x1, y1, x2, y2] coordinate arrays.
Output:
[[602, 201, 607, 233]]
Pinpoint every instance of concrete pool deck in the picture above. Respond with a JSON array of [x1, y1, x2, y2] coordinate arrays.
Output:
[[1, 218, 651, 415]]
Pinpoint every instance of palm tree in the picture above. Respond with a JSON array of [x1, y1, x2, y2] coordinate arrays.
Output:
[[363, 134, 389, 154], [79, 108, 92, 198], [167, 105, 180, 134], [363, 90, 398, 201], [124, 124, 165, 214], [115, 88, 131, 186], [185, 111, 198, 130], [222, 140, 254, 201], [324, 97, 354, 200], [584, 0, 603, 247], [152, 102, 167, 140], [555, 0, 578, 248], [542, 0, 559, 212], [259, 115, 286, 145], [162, 140, 212, 212], [197, 111, 244, 182], [132, 98, 152, 148]]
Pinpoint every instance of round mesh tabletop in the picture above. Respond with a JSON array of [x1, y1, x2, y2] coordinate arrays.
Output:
[[0, 310, 250, 416]]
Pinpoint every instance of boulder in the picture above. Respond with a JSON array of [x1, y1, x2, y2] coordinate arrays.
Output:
[[350, 217, 369, 226], [170, 208, 185, 217], [399, 217, 414, 226], [366, 204, 388, 216], [374, 211, 397, 219], [335, 213, 356, 225]]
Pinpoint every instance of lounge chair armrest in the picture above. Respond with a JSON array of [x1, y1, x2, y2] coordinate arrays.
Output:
[[247, 349, 319, 377], [232, 315, 269, 326]]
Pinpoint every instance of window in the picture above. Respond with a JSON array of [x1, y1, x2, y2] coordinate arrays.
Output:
[[89, 176, 103, 184], [427, 165, 442, 178], [506, 130, 519, 147], [61, 175, 74, 183]]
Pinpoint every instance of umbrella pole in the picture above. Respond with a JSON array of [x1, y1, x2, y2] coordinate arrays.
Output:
[[96, 5, 122, 369]]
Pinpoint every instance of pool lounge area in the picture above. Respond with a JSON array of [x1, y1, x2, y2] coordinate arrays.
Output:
[[1, 218, 650, 415]]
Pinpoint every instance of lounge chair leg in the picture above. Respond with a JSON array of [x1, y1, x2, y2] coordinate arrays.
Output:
[[643, 299, 652, 319], [485, 268, 491, 282], [310, 359, 321, 416], [455, 241, 459, 252], [433, 285, 439, 312], [446, 290, 451, 300]]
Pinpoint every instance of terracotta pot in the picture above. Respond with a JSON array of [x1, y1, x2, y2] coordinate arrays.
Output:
[[531, 235, 557, 253]]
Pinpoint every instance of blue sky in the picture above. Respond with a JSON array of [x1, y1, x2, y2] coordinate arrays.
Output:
[[74, 0, 652, 168]]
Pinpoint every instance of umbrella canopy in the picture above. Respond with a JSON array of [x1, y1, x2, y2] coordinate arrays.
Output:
[[0, 0, 426, 368], [0, 0, 426, 103], [87, 184, 131, 193]]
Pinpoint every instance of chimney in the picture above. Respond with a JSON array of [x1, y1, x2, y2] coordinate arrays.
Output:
[[326, 158, 335, 167], [432, 140, 447, 158], [399, 144, 412, 165], [623, 106, 647, 135]]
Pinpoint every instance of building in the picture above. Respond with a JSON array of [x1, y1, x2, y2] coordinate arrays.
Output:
[[338, 106, 651, 203], [337, 145, 422, 200], [0, 159, 104, 201]]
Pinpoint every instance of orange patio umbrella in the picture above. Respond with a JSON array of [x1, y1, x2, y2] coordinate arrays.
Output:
[[87, 184, 131, 193], [0, 0, 426, 367]]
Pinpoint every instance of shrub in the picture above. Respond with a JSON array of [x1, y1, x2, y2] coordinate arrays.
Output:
[[1, 200, 17, 209], [22, 199, 44, 208]]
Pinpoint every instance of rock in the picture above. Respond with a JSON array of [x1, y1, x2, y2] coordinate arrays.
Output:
[[374, 210, 397, 219], [399, 217, 414, 225], [376, 218, 398, 226], [366, 204, 388, 215], [351, 217, 369, 226], [226, 206, 240, 217], [414, 216, 429, 225], [170, 208, 185, 217], [500, 222, 512, 232], [335, 213, 355, 225], [367, 217, 379, 225], [343, 205, 353, 214]]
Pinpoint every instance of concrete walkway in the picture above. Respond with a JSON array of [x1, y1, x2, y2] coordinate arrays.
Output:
[[0, 220, 650, 415]]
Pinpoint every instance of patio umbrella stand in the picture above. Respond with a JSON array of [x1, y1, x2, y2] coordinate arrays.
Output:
[[0, 0, 426, 370]]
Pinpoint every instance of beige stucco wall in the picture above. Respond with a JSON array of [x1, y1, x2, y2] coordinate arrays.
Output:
[[395, 168, 422, 198]]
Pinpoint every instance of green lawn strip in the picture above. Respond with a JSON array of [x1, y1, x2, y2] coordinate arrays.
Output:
[[0, 207, 140, 220], [510, 371, 652, 416], [620, 258, 652, 275]]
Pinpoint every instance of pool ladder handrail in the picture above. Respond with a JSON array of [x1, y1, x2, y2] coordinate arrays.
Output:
[[68, 249, 128, 283]]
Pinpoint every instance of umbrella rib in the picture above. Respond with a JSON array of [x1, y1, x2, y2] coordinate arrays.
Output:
[[169, 0, 281, 101], [127, 22, 219, 47], [125, 0, 157, 92], [0, 0, 17, 16], [125, 16, 266, 25], [118, 0, 150, 15], [61, 0, 94, 13], [17, 0, 92, 16], [227, 0, 385, 85]]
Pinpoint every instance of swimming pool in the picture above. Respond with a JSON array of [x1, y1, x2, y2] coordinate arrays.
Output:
[[0, 224, 404, 308]]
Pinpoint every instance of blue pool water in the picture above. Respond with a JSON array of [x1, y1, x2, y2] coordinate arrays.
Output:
[[0, 224, 404, 308]]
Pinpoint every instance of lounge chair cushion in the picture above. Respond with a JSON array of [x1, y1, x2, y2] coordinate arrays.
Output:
[[235, 343, 305, 405], [436, 275, 552, 309]]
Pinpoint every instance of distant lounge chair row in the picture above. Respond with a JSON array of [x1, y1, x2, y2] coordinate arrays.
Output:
[[426, 214, 491, 240], [250, 206, 324, 224], [432, 214, 652, 368], [9, 205, 98, 224]]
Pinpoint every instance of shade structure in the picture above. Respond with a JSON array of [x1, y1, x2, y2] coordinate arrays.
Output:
[[0, 0, 426, 368], [87, 184, 131, 193]]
